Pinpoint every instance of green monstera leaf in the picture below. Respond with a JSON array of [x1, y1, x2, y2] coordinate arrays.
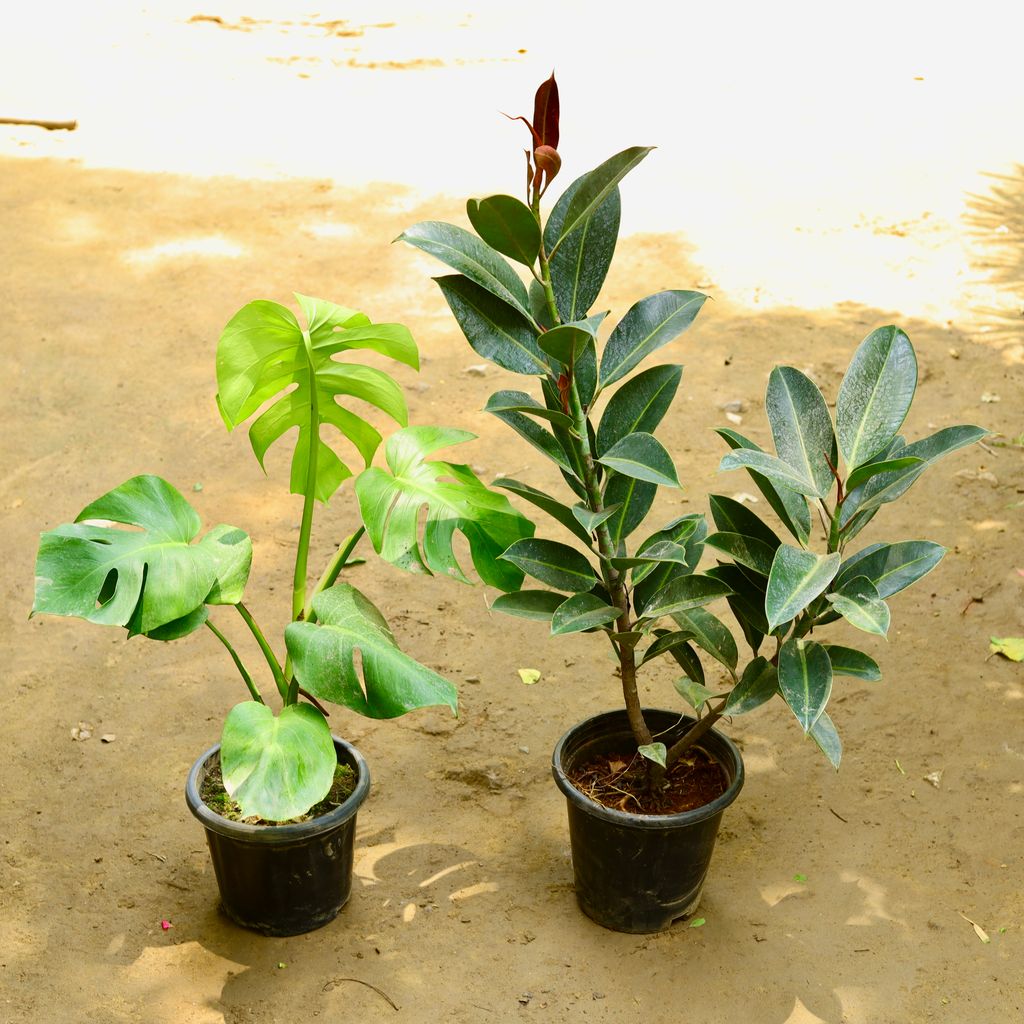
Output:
[[286, 584, 458, 719], [220, 701, 336, 821], [216, 293, 419, 503], [32, 475, 251, 638], [355, 426, 533, 591]]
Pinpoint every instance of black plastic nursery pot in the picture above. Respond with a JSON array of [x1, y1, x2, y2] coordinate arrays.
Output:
[[552, 708, 744, 934], [185, 736, 370, 937]]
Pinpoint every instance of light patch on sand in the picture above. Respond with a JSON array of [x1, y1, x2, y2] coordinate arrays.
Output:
[[304, 221, 357, 238], [123, 236, 246, 266]]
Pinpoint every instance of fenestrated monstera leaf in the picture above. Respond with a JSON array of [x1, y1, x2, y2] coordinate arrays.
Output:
[[32, 475, 252, 638], [355, 426, 534, 591], [220, 701, 336, 822], [216, 293, 419, 503], [286, 584, 458, 719]]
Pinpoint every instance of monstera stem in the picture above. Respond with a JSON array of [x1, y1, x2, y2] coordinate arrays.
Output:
[[236, 602, 289, 702], [304, 526, 366, 623], [535, 224, 653, 751], [205, 620, 264, 704], [293, 328, 321, 626]]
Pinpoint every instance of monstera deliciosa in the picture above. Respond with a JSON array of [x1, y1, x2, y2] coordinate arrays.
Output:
[[33, 293, 531, 821]]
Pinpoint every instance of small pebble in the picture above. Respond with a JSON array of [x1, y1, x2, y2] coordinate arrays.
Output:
[[465, 364, 489, 377]]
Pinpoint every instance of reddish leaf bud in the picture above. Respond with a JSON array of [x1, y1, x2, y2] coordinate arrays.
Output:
[[532, 73, 560, 150], [534, 145, 561, 186]]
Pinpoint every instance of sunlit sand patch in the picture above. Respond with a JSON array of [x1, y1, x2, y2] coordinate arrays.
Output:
[[839, 870, 904, 927], [972, 519, 1008, 531], [781, 998, 832, 1024], [760, 881, 807, 907], [448, 881, 498, 902], [123, 236, 246, 267], [303, 221, 357, 238]]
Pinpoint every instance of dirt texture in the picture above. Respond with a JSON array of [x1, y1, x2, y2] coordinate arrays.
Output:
[[1, 154, 1021, 1024]]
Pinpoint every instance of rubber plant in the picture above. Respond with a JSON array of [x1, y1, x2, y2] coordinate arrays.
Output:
[[32, 292, 532, 822], [398, 74, 986, 788]]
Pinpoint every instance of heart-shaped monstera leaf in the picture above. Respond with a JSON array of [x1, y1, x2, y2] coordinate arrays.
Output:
[[32, 475, 251, 638], [355, 426, 533, 591], [216, 293, 419, 503], [286, 584, 457, 719], [220, 701, 336, 821]]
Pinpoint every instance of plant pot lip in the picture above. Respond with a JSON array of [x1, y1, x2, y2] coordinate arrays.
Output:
[[185, 734, 371, 843], [551, 708, 745, 829]]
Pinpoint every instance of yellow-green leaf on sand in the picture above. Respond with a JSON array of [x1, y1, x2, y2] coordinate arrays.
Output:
[[990, 637, 1024, 662], [518, 668, 541, 685]]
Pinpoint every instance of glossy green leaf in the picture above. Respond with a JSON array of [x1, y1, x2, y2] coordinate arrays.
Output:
[[571, 504, 621, 533], [704, 531, 776, 577], [399, 221, 532, 320], [820, 644, 881, 681], [550, 147, 651, 253], [778, 638, 832, 732], [834, 541, 944, 599], [466, 195, 541, 267], [708, 494, 782, 551], [641, 630, 696, 666], [492, 478, 592, 545], [219, 701, 335, 821], [765, 366, 836, 498], [599, 291, 706, 388], [715, 428, 811, 544], [845, 457, 924, 493], [718, 448, 819, 497], [499, 538, 597, 592], [598, 431, 680, 487], [612, 540, 690, 572], [483, 390, 574, 429], [631, 514, 706, 612], [216, 296, 414, 502], [673, 677, 717, 713], [602, 474, 657, 547], [595, 364, 682, 457], [32, 475, 251, 636], [435, 275, 548, 376], [545, 177, 620, 321], [840, 425, 988, 527], [826, 575, 890, 636], [765, 545, 841, 632], [837, 326, 917, 469], [574, 335, 599, 408], [809, 710, 842, 769], [669, 606, 738, 669], [286, 583, 458, 718], [491, 590, 566, 621], [725, 657, 778, 715], [538, 323, 594, 365], [550, 592, 620, 635], [355, 427, 533, 591], [638, 575, 734, 622], [638, 742, 667, 768], [668, 638, 706, 684], [486, 405, 577, 477]]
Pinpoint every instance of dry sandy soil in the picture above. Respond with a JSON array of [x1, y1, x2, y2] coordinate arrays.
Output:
[[2, 7, 1023, 1024]]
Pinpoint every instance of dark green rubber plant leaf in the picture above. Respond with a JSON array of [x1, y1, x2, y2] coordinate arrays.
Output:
[[631, 513, 706, 614], [550, 592, 620, 635], [820, 644, 881, 681], [545, 175, 621, 322], [778, 637, 832, 733], [669, 606, 738, 670], [834, 541, 944, 599], [836, 326, 917, 470], [216, 294, 417, 503], [725, 657, 778, 716], [637, 575, 734, 622], [595, 364, 682, 457], [398, 221, 535, 322], [434, 275, 549, 376], [499, 538, 597, 592], [599, 290, 706, 388], [597, 431, 681, 488], [32, 475, 252, 638], [491, 590, 567, 621], [765, 545, 841, 632], [826, 575, 890, 636], [809, 710, 842, 769], [355, 426, 533, 592], [286, 584, 458, 719], [466, 194, 541, 267], [765, 366, 836, 499], [704, 531, 776, 577], [220, 701, 335, 822]]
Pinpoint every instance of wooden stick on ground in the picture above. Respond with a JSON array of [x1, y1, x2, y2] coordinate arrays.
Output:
[[0, 117, 77, 131]]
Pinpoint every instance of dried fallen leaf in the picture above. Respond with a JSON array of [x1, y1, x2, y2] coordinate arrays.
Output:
[[990, 637, 1024, 662], [517, 668, 541, 685], [958, 912, 991, 944]]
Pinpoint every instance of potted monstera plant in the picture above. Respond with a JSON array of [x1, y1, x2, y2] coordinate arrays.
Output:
[[400, 75, 985, 932], [31, 293, 531, 935]]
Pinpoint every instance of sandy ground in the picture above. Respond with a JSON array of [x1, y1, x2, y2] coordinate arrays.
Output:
[[2, 5, 1023, 1023]]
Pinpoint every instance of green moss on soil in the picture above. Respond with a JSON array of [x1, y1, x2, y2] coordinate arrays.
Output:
[[200, 754, 357, 825]]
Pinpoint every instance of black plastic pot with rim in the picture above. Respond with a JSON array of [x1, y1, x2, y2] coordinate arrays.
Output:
[[551, 708, 744, 934], [185, 735, 371, 937]]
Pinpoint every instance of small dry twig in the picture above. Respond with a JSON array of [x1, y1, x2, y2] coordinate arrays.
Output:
[[322, 977, 399, 1011]]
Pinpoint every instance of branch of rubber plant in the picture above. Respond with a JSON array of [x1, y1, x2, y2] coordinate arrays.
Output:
[[292, 327, 321, 625], [665, 697, 728, 766], [235, 602, 289, 702], [304, 526, 367, 624], [205, 619, 264, 704]]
